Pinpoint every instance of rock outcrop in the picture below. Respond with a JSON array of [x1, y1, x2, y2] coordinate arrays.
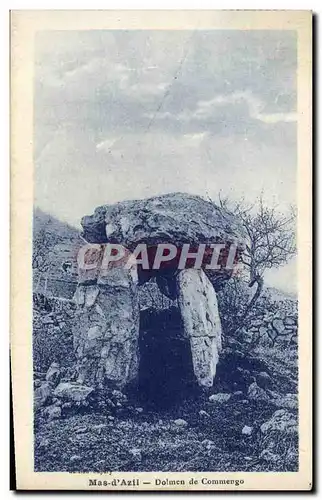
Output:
[[71, 193, 245, 391]]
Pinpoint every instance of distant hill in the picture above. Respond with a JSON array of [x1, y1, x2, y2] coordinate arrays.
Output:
[[33, 208, 83, 297], [263, 285, 297, 302], [33, 208, 80, 240]]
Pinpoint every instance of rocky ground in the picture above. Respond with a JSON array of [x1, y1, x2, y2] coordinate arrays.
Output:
[[34, 344, 298, 473]]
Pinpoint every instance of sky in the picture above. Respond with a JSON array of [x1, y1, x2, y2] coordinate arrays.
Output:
[[34, 29, 297, 293]]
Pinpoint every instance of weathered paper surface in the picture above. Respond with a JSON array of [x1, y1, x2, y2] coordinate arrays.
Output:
[[11, 10, 312, 491]]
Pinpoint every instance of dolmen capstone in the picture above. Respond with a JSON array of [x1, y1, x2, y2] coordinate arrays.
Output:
[[72, 193, 245, 391]]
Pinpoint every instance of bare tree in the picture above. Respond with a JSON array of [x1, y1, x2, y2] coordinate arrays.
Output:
[[215, 192, 296, 329]]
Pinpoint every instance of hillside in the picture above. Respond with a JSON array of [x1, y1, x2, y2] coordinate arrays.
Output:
[[33, 208, 82, 298]]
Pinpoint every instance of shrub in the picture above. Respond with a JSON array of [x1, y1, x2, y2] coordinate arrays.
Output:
[[33, 295, 76, 372]]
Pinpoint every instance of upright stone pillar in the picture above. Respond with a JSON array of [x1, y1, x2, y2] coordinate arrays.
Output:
[[177, 268, 222, 388], [72, 246, 140, 389]]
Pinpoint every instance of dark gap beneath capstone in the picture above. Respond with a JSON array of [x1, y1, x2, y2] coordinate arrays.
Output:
[[135, 306, 198, 410]]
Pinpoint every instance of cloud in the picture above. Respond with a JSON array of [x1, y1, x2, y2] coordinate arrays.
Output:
[[142, 91, 297, 141], [127, 81, 169, 99], [34, 30, 297, 274], [34, 30, 298, 293], [195, 91, 297, 124], [255, 112, 297, 124], [96, 137, 122, 152]]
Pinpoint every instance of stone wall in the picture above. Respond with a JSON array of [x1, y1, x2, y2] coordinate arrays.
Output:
[[242, 298, 298, 348]]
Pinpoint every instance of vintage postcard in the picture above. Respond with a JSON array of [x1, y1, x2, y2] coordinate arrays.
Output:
[[11, 10, 312, 491]]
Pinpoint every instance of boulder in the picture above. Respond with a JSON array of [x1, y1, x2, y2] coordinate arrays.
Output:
[[260, 449, 280, 463], [247, 382, 271, 402], [44, 404, 62, 421], [260, 409, 297, 434], [173, 418, 188, 427], [256, 371, 273, 390], [53, 382, 94, 402], [81, 192, 244, 250], [271, 393, 298, 411], [259, 409, 298, 468], [34, 381, 53, 409], [241, 425, 253, 435], [45, 362, 61, 387], [272, 318, 285, 334], [209, 393, 231, 404]]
